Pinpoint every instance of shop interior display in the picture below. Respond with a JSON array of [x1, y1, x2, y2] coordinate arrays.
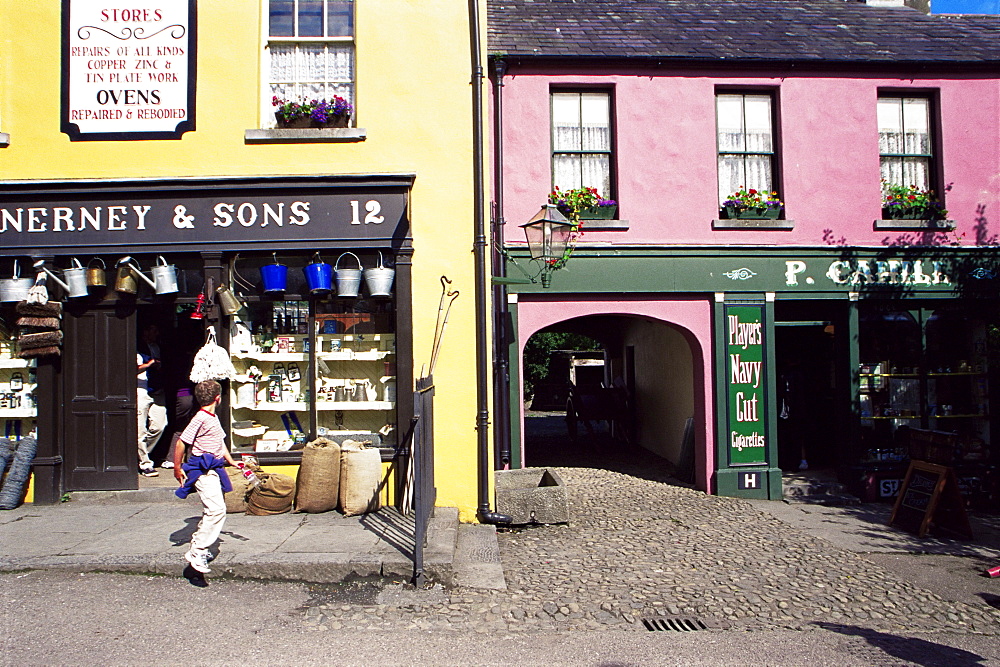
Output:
[[0, 312, 37, 439], [229, 299, 396, 454], [857, 306, 993, 506]]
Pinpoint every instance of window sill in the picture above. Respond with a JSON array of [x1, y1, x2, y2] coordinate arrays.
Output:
[[874, 219, 955, 231], [244, 127, 367, 144], [0, 133, 9, 147], [712, 218, 794, 230], [579, 218, 629, 231]]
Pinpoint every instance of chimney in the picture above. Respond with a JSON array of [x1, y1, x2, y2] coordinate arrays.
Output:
[[857, 0, 930, 12]]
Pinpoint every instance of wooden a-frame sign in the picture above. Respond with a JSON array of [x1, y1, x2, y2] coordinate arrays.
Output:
[[889, 460, 973, 540]]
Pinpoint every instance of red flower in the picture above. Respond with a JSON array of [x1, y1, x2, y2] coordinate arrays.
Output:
[[748, 189, 757, 195]]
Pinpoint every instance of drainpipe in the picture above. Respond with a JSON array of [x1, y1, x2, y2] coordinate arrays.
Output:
[[469, 0, 512, 525], [491, 58, 512, 471]]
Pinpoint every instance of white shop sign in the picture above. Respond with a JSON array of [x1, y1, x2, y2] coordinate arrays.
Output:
[[62, 0, 195, 140]]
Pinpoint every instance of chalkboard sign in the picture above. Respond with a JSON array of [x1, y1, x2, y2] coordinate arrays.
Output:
[[889, 461, 973, 539]]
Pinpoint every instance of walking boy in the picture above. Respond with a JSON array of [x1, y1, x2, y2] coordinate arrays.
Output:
[[174, 380, 237, 574]]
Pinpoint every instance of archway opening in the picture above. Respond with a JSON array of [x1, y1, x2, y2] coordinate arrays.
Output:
[[520, 314, 698, 482]]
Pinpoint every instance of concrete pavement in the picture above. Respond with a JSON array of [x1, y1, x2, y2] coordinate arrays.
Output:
[[0, 485, 494, 587]]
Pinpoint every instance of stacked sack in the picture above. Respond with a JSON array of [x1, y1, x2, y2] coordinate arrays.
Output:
[[15, 300, 62, 359], [338, 439, 382, 516], [246, 470, 296, 515], [224, 458, 263, 514], [295, 438, 341, 513]]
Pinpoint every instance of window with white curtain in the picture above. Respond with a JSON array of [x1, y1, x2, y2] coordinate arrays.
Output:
[[265, 0, 354, 127], [878, 96, 932, 191], [551, 91, 613, 200], [716, 93, 776, 205]]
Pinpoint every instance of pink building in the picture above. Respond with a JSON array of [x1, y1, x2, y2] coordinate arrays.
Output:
[[488, 0, 1000, 504]]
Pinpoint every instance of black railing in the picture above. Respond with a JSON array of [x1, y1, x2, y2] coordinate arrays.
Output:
[[410, 375, 436, 585]]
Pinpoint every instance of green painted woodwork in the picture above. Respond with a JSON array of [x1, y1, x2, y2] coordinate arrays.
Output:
[[503, 245, 1000, 297]]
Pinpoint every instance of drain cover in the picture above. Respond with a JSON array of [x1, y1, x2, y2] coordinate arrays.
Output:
[[642, 617, 708, 632]]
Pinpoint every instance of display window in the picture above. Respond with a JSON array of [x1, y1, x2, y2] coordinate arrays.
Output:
[[857, 303, 995, 507], [225, 251, 399, 459]]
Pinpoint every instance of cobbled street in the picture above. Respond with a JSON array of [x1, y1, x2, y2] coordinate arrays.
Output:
[[303, 416, 1000, 637]]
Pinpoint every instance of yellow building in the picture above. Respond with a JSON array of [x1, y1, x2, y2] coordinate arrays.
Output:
[[0, 0, 489, 520]]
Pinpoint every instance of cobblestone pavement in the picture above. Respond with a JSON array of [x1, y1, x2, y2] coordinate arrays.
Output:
[[302, 432, 1000, 636]]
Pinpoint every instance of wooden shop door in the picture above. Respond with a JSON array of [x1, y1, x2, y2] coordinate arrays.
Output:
[[62, 307, 137, 491]]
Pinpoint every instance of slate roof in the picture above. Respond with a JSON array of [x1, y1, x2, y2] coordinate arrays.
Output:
[[487, 0, 1000, 64]]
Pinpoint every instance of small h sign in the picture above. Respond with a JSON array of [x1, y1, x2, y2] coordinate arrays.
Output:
[[738, 471, 760, 490]]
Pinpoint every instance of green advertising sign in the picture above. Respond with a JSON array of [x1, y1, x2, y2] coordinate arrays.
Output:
[[725, 305, 768, 466]]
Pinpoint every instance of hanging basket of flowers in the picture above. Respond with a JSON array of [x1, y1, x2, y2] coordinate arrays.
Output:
[[881, 181, 948, 221], [721, 187, 783, 220]]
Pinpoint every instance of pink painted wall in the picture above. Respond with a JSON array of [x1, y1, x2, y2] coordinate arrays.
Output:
[[516, 295, 715, 493], [495, 67, 1000, 247]]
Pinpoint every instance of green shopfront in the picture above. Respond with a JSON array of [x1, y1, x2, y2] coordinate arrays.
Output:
[[503, 245, 1000, 506]]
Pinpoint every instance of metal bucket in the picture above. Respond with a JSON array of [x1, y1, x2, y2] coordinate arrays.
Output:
[[151, 255, 178, 294], [260, 253, 288, 293], [303, 253, 333, 294], [62, 258, 89, 298], [86, 258, 106, 287], [334, 252, 362, 297], [0, 260, 34, 303], [363, 251, 395, 297]]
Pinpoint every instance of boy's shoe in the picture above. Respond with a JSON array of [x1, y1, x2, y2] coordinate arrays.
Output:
[[185, 550, 211, 574], [139, 466, 160, 477], [160, 461, 175, 469]]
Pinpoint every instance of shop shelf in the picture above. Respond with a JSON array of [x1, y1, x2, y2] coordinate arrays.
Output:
[[0, 409, 36, 418], [232, 352, 308, 362], [233, 401, 393, 411]]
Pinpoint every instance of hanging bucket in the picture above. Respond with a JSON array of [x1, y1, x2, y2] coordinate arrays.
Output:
[[261, 254, 288, 293], [114, 257, 140, 294], [364, 251, 395, 297], [86, 258, 107, 288], [0, 260, 34, 303], [303, 253, 333, 294], [334, 252, 363, 297], [150, 255, 179, 294]]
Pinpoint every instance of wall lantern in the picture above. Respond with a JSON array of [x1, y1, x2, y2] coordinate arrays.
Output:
[[519, 204, 574, 287]]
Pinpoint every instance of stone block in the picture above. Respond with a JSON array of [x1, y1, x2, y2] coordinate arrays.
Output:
[[494, 468, 569, 525]]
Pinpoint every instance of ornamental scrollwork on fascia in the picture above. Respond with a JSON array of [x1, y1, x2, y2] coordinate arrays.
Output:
[[723, 267, 757, 281]]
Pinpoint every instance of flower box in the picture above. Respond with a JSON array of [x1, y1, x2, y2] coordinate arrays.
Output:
[[882, 206, 943, 221], [275, 113, 351, 129], [723, 205, 781, 220], [274, 114, 312, 129], [578, 204, 618, 220]]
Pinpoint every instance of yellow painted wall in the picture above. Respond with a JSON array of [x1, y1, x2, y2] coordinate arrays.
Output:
[[1, 0, 489, 519]]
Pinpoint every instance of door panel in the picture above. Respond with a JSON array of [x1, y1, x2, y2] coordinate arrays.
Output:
[[63, 308, 136, 491]]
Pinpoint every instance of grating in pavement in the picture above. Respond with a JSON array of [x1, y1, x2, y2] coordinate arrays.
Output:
[[642, 617, 708, 632]]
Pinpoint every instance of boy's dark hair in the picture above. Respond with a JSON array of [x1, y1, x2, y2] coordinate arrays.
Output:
[[193, 380, 222, 407]]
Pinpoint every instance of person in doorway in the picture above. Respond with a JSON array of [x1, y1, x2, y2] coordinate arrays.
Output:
[[778, 359, 809, 471], [137, 323, 167, 477], [174, 380, 238, 575], [160, 343, 199, 470]]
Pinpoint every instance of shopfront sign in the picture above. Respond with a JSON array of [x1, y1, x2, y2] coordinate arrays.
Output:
[[62, 0, 196, 140], [0, 187, 408, 249], [725, 304, 768, 466]]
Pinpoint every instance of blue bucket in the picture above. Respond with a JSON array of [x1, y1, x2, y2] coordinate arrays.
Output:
[[260, 262, 287, 293], [303, 256, 333, 294]]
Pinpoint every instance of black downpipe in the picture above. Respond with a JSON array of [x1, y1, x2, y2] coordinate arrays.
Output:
[[469, 0, 512, 525], [491, 59, 512, 471]]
